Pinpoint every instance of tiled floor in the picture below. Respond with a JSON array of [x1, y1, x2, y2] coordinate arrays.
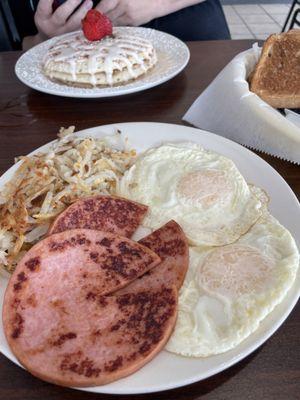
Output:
[[223, 3, 291, 39]]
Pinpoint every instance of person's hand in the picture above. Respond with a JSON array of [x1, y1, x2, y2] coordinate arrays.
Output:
[[35, 0, 93, 38], [96, 0, 167, 26]]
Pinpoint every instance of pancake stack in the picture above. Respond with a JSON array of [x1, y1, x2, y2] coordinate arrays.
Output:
[[43, 31, 157, 88]]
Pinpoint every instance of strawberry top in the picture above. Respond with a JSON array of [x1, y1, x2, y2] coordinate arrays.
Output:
[[82, 9, 113, 41]]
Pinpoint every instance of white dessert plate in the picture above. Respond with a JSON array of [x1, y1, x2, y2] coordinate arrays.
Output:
[[0, 123, 299, 394], [15, 27, 190, 98]]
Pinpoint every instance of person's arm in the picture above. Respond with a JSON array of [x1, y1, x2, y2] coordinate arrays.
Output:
[[23, 0, 93, 50], [97, 0, 202, 26], [22, 33, 46, 51]]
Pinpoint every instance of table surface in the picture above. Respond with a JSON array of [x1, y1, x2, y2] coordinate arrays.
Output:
[[0, 40, 299, 400]]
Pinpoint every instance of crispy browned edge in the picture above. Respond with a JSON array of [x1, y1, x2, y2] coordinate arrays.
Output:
[[2, 228, 163, 380], [165, 220, 189, 289], [48, 195, 148, 235], [250, 30, 300, 108], [3, 284, 178, 387], [139, 220, 189, 290]]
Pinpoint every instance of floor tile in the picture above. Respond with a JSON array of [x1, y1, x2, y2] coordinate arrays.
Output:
[[225, 13, 244, 24], [223, 5, 237, 15], [247, 22, 281, 34], [222, 4, 291, 39], [230, 24, 252, 34], [260, 4, 290, 14], [231, 33, 255, 39], [271, 13, 288, 25], [241, 13, 275, 24], [255, 33, 273, 39], [233, 5, 263, 14]]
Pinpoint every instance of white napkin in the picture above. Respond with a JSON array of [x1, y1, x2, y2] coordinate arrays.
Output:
[[183, 44, 300, 164], [285, 109, 300, 129]]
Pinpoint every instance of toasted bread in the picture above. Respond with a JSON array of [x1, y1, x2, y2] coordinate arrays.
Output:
[[250, 29, 300, 108]]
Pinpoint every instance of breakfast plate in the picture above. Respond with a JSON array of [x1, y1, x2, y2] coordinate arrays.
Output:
[[0, 122, 299, 394], [15, 27, 190, 98]]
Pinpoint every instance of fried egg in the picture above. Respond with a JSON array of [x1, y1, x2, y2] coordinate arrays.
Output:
[[166, 212, 299, 357], [118, 143, 267, 246]]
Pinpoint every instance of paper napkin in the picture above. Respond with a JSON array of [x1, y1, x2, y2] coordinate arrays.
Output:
[[183, 44, 300, 164]]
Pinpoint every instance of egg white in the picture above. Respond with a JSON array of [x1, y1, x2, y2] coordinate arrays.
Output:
[[166, 212, 299, 357], [118, 143, 266, 246]]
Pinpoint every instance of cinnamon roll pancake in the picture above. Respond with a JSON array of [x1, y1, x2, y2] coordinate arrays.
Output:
[[43, 30, 157, 87]]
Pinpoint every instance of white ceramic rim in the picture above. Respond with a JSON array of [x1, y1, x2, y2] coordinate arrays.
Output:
[[0, 122, 299, 394], [14, 28, 190, 98]]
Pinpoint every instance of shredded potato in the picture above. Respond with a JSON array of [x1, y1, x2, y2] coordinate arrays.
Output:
[[0, 127, 136, 273]]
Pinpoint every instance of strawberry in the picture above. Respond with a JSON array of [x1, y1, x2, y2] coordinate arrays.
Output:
[[82, 10, 113, 41]]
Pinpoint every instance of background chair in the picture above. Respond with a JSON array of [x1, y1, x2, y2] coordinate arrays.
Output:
[[0, 10, 12, 51], [288, 8, 300, 29], [0, 1, 21, 50], [282, 0, 300, 31]]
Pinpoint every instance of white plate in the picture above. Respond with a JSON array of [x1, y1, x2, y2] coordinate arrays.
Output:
[[0, 122, 299, 394], [15, 28, 190, 98]]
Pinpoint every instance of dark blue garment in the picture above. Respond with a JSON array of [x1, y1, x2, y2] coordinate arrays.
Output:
[[143, 0, 230, 41], [1, 0, 229, 51]]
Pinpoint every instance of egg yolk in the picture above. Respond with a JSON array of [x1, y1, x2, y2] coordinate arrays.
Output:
[[198, 244, 274, 298], [176, 170, 231, 208]]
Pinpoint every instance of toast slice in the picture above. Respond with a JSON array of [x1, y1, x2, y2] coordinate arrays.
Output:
[[250, 30, 300, 108]]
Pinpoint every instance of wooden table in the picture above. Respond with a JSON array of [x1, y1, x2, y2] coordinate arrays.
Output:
[[0, 40, 299, 400]]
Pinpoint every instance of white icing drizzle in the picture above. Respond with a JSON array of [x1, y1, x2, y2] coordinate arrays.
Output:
[[43, 32, 155, 86]]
